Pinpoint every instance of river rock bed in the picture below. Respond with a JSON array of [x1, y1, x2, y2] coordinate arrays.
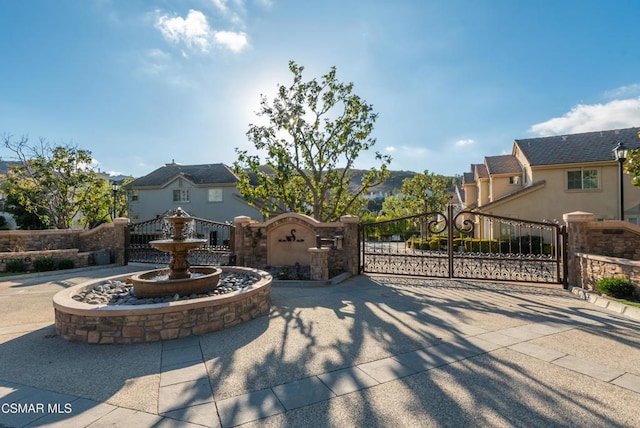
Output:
[[73, 272, 259, 306]]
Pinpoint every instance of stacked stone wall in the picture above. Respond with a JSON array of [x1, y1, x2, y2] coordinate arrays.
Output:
[[564, 212, 640, 295], [234, 214, 359, 280], [0, 218, 129, 271], [0, 229, 80, 252], [54, 284, 271, 344]]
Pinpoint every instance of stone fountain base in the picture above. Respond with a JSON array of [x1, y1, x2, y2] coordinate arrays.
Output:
[[53, 267, 272, 344], [131, 266, 222, 298]]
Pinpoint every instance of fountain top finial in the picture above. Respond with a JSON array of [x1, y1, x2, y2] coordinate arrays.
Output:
[[172, 207, 188, 218]]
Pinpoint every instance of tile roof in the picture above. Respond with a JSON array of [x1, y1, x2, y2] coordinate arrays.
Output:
[[484, 155, 521, 175], [463, 172, 475, 184], [130, 163, 239, 188], [515, 127, 640, 166], [475, 164, 489, 179]]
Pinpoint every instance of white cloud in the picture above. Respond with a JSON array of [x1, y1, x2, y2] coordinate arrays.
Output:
[[154, 9, 249, 53], [529, 97, 640, 136], [212, 0, 229, 14], [213, 31, 248, 52], [454, 139, 475, 147], [604, 84, 640, 99], [385, 146, 396, 152], [155, 9, 212, 53]]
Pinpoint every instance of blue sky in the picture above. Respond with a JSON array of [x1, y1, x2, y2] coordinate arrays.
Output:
[[1, 0, 639, 178]]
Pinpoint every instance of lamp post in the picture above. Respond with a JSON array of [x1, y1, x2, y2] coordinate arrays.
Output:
[[111, 182, 119, 220], [613, 142, 628, 221]]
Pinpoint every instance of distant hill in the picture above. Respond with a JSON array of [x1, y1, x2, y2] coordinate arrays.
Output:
[[348, 169, 462, 196], [348, 169, 418, 195]]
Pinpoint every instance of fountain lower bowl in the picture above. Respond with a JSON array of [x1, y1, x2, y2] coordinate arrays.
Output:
[[53, 266, 272, 344], [131, 266, 222, 298]]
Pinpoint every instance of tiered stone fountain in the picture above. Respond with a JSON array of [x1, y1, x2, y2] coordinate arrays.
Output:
[[53, 208, 272, 344], [131, 207, 222, 298]]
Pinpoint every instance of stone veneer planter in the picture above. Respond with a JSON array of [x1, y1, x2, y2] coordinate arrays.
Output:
[[53, 267, 272, 344]]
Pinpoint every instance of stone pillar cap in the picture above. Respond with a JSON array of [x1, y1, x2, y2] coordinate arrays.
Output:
[[563, 212, 595, 223], [308, 247, 331, 253], [340, 215, 360, 223]]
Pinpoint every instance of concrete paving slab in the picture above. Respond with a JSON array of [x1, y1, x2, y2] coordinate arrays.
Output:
[[0, 381, 36, 401], [272, 376, 336, 410], [553, 355, 626, 382], [160, 362, 209, 387], [357, 356, 417, 383], [25, 399, 117, 428], [458, 336, 504, 353], [161, 345, 203, 368], [392, 348, 451, 372], [611, 373, 640, 394], [317, 367, 379, 396], [216, 388, 285, 427], [474, 331, 523, 346], [450, 322, 489, 336], [85, 406, 163, 427], [526, 321, 574, 336], [161, 402, 221, 428], [0, 402, 51, 428], [162, 335, 201, 351], [508, 342, 567, 362], [496, 325, 545, 341], [157, 378, 214, 414]]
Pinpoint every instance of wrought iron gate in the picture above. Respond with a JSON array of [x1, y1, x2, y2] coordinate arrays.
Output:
[[360, 205, 567, 286], [126, 211, 235, 266]]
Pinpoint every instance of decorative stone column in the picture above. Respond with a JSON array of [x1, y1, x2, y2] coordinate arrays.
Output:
[[340, 215, 360, 275], [234, 216, 252, 267], [309, 247, 330, 281], [563, 211, 595, 287], [113, 218, 130, 265]]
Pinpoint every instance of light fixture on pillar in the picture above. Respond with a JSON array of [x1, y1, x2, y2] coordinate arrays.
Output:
[[613, 142, 629, 221], [111, 182, 119, 219]]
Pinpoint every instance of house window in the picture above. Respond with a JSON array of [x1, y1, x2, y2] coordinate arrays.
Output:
[[509, 176, 520, 185], [567, 169, 599, 190], [173, 189, 189, 202], [130, 190, 139, 202], [208, 188, 223, 202]]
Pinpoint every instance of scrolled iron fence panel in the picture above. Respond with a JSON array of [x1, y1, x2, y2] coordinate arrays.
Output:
[[360, 206, 566, 285], [360, 212, 450, 277], [127, 211, 235, 265]]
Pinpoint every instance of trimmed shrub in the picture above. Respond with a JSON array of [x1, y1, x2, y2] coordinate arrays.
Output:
[[5, 259, 26, 273], [595, 277, 635, 299], [57, 259, 75, 270], [32, 257, 57, 272]]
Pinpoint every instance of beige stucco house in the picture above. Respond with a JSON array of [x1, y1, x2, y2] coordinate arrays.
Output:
[[459, 127, 640, 224]]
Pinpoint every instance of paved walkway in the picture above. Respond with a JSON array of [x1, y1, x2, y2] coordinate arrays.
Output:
[[1, 266, 639, 427]]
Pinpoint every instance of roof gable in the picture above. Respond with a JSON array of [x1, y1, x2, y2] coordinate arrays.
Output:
[[515, 127, 640, 166], [485, 155, 521, 175], [130, 163, 239, 188]]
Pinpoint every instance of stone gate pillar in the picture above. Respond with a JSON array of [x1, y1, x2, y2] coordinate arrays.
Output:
[[234, 216, 251, 267], [113, 218, 130, 265], [563, 211, 595, 287], [309, 247, 330, 280], [341, 215, 360, 275]]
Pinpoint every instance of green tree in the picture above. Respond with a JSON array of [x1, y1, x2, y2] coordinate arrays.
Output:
[[1, 135, 109, 229], [2, 192, 48, 229], [399, 170, 451, 215], [625, 149, 640, 187], [233, 61, 391, 222], [380, 194, 415, 218]]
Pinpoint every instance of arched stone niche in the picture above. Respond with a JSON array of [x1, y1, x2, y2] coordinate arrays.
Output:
[[266, 214, 320, 266]]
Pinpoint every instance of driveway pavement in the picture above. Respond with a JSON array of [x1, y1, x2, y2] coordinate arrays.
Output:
[[0, 265, 639, 427]]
